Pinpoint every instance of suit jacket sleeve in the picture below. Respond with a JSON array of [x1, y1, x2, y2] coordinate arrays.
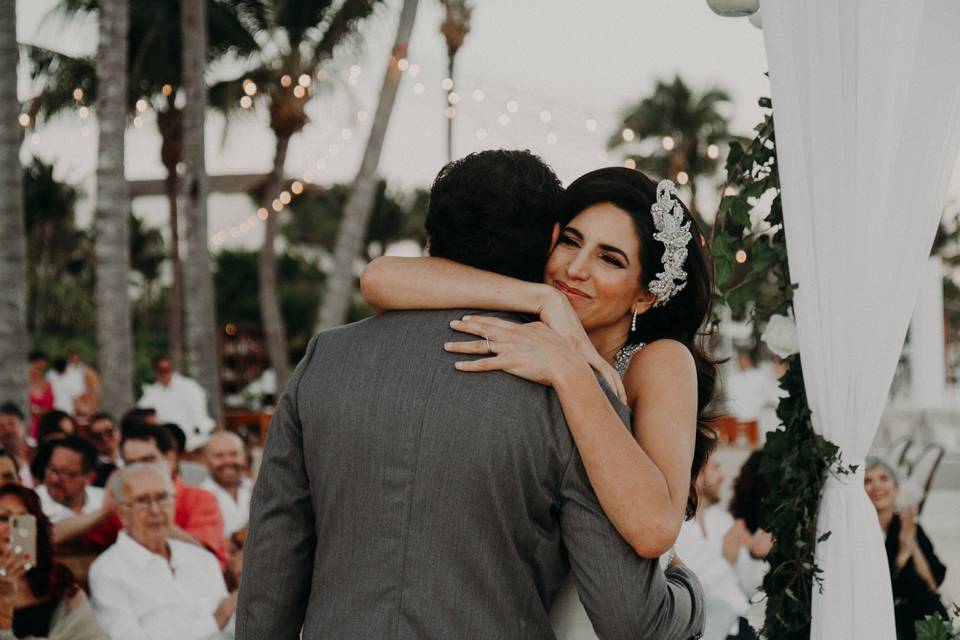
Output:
[[559, 448, 705, 640], [236, 335, 320, 640]]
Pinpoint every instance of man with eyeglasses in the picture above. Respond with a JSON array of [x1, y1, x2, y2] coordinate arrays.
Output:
[[89, 463, 236, 639], [121, 424, 227, 568], [137, 356, 216, 452], [35, 435, 120, 548], [88, 412, 121, 488]]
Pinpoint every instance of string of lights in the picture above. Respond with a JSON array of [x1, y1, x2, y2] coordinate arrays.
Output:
[[17, 56, 722, 248]]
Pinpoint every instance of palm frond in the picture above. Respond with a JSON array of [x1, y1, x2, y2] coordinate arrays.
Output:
[[23, 45, 96, 125]]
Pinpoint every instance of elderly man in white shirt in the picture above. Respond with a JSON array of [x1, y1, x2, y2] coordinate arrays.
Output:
[[138, 356, 216, 451], [89, 463, 236, 640], [200, 432, 252, 539]]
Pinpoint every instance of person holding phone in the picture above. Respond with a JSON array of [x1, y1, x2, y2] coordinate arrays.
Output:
[[0, 484, 105, 639]]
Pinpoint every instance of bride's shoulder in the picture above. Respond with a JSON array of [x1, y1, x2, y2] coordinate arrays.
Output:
[[623, 339, 696, 389]]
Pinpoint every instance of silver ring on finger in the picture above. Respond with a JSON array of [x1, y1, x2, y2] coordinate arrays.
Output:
[[484, 336, 493, 354], [0, 568, 6, 577]]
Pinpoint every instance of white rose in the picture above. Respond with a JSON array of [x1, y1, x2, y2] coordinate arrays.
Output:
[[761, 314, 799, 359]]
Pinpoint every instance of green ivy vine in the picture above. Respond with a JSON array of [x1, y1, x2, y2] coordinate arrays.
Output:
[[711, 97, 855, 639]]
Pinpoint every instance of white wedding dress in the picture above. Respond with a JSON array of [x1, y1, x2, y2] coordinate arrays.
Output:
[[549, 575, 599, 639], [549, 342, 652, 640]]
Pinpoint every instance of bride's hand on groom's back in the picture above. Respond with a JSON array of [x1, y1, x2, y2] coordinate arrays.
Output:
[[446, 315, 596, 389]]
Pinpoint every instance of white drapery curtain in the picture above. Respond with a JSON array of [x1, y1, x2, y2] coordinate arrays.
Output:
[[760, 1, 960, 638]]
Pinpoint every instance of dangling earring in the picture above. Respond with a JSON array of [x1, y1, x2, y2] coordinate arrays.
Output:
[[631, 309, 638, 332]]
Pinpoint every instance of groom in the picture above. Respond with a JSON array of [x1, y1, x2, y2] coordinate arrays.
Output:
[[237, 150, 705, 639]]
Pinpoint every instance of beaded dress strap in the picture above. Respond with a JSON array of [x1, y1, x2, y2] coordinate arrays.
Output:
[[614, 342, 646, 378]]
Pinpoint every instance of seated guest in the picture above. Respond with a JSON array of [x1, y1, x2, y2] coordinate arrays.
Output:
[[201, 432, 251, 540], [161, 423, 208, 486], [0, 484, 106, 639], [0, 449, 20, 485], [89, 464, 236, 639], [138, 357, 215, 452], [674, 451, 759, 640], [37, 411, 76, 445], [865, 457, 948, 640], [35, 436, 118, 548], [119, 408, 157, 436], [727, 450, 773, 596], [121, 425, 227, 567], [0, 404, 33, 486], [87, 414, 121, 488]]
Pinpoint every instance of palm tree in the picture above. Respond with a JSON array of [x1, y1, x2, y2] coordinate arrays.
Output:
[[440, 0, 470, 162], [180, 0, 221, 423], [210, 0, 382, 392], [26, 0, 260, 371], [317, 0, 420, 331], [0, 0, 28, 409], [95, 0, 134, 415], [609, 76, 733, 229]]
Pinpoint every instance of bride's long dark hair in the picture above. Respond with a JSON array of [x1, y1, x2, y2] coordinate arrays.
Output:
[[558, 167, 719, 519]]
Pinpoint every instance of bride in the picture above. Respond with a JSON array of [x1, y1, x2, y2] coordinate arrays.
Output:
[[360, 166, 718, 638]]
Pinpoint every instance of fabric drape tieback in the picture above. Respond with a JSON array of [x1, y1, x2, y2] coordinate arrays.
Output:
[[822, 463, 866, 492]]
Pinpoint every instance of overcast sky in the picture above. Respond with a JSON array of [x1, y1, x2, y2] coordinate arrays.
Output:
[[16, 0, 960, 251]]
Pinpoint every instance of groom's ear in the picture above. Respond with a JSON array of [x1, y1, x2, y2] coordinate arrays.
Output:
[[549, 223, 561, 250]]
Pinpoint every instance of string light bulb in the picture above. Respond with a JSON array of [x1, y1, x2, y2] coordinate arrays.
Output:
[[18, 114, 30, 127], [243, 81, 257, 96], [506, 100, 518, 113], [735, 249, 748, 264], [413, 82, 425, 95], [624, 158, 637, 169], [162, 84, 174, 96], [397, 58, 409, 71], [621, 128, 635, 142], [298, 74, 311, 87], [293, 86, 306, 98], [240, 96, 253, 109], [676, 171, 690, 185], [72, 88, 83, 101], [280, 75, 292, 87], [441, 78, 454, 91], [446, 106, 456, 119], [662, 136, 675, 151], [136, 99, 148, 113], [291, 181, 304, 195], [707, 144, 720, 160]]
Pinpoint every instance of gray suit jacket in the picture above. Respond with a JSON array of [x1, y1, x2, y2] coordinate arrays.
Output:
[[237, 310, 704, 639]]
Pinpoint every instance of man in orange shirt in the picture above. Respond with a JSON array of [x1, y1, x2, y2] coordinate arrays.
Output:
[[120, 423, 227, 568]]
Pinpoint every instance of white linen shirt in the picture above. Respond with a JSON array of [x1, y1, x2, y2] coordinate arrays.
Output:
[[674, 505, 752, 640], [201, 476, 252, 537], [138, 373, 216, 450], [35, 484, 104, 524], [89, 531, 229, 640]]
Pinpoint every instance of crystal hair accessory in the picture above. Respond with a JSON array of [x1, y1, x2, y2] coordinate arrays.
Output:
[[648, 179, 692, 308]]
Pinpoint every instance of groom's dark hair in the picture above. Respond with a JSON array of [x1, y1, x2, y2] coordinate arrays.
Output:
[[425, 150, 562, 283]]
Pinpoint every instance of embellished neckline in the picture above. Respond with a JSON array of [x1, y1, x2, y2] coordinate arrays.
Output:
[[614, 342, 646, 377]]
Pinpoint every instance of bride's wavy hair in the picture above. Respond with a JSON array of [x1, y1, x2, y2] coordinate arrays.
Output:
[[558, 167, 719, 519]]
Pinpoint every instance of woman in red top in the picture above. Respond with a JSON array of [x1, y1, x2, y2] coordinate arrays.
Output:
[[27, 352, 54, 444]]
